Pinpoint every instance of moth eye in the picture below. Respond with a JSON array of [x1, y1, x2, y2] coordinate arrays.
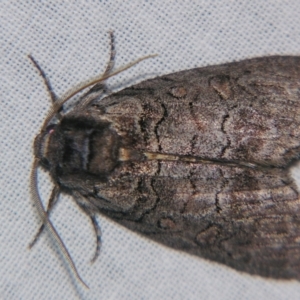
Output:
[[46, 124, 56, 134]]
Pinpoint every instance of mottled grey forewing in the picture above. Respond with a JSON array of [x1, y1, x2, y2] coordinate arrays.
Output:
[[97, 56, 300, 166], [67, 56, 300, 280], [91, 162, 300, 279]]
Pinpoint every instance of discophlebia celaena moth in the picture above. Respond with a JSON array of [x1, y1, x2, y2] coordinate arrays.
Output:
[[29, 33, 300, 287]]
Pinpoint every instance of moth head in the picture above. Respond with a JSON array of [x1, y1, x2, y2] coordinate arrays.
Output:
[[34, 123, 63, 171]]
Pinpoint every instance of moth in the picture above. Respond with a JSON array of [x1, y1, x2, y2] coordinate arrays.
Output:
[[30, 33, 300, 287]]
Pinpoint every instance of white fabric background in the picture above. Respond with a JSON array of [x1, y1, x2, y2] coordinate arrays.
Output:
[[1, 1, 300, 299]]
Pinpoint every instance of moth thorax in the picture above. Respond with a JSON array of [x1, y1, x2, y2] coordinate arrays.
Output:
[[38, 117, 122, 176], [62, 117, 122, 176]]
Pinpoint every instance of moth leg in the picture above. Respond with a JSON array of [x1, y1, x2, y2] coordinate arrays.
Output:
[[92, 30, 116, 92], [29, 185, 60, 249], [103, 30, 116, 78], [80, 31, 116, 107], [28, 55, 65, 118], [89, 215, 102, 263], [72, 192, 102, 263]]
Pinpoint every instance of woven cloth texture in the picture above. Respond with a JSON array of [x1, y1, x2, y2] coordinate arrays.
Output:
[[1, 1, 300, 299]]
